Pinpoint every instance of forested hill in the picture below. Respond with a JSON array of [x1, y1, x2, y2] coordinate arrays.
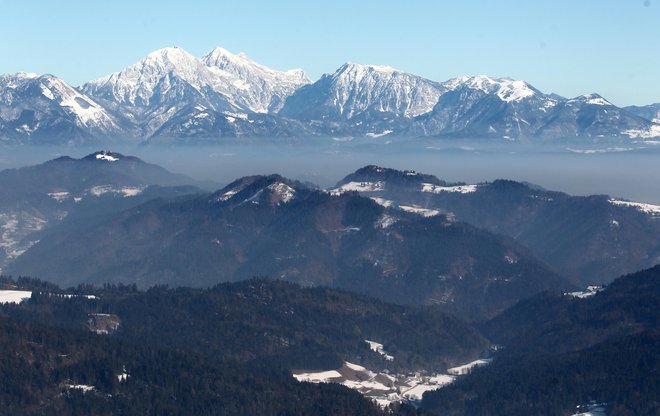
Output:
[[1, 277, 488, 374], [421, 265, 660, 415], [0, 315, 388, 416]]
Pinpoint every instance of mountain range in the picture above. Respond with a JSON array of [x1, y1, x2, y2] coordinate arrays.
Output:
[[1, 46, 659, 143]]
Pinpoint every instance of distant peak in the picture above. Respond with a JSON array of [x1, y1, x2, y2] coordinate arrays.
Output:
[[337, 62, 397, 75], [144, 46, 195, 61], [570, 93, 613, 106], [444, 75, 539, 102]]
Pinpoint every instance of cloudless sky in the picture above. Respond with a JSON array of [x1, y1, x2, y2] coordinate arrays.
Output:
[[1, 0, 658, 106]]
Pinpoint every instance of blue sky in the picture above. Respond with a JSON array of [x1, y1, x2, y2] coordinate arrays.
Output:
[[1, 0, 658, 106]]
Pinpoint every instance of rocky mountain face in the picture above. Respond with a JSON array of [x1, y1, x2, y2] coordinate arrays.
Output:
[[202, 47, 310, 113], [2, 46, 659, 143], [333, 165, 660, 285], [5, 172, 571, 320]]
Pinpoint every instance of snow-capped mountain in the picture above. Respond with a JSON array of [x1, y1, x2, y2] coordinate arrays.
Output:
[[202, 47, 310, 113], [81, 46, 310, 139], [1, 46, 659, 143], [279, 62, 445, 121], [534, 93, 655, 139], [410, 75, 558, 138], [410, 77, 658, 140], [0, 72, 122, 143], [81, 47, 243, 137]]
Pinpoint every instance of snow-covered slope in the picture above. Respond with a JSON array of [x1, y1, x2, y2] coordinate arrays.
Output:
[[280, 62, 445, 120], [82, 47, 237, 109], [202, 47, 310, 112], [81, 46, 311, 139], [81, 47, 243, 137], [0, 72, 122, 143], [442, 75, 543, 103]]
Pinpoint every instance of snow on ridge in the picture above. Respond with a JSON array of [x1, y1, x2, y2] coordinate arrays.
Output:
[[575, 94, 613, 106], [609, 199, 660, 216], [421, 183, 477, 194], [331, 181, 385, 195], [0, 290, 32, 304], [444, 75, 537, 102]]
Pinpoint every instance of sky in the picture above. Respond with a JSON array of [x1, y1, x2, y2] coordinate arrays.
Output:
[[1, 0, 658, 106]]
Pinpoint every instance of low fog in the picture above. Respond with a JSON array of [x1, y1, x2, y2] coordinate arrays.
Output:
[[1, 138, 659, 204]]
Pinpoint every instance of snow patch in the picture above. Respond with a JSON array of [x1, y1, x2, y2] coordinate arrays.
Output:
[[447, 359, 492, 375], [366, 130, 394, 138], [331, 181, 384, 195], [609, 199, 660, 216], [95, 152, 119, 162], [89, 185, 145, 198], [566, 285, 603, 299], [421, 183, 477, 194], [375, 214, 397, 229], [370, 197, 394, 208], [65, 384, 95, 393], [623, 124, 660, 139], [267, 182, 296, 204], [365, 340, 394, 361], [399, 205, 440, 217], [0, 290, 32, 304], [48, 191, 70, 202]]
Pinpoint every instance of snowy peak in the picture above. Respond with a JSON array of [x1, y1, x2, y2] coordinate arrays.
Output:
[[335, 62, 398, 77], [202, 46, 310, 112], [569, 93, 614, 106], [328, 62, 444, 117], [444, 75, 542, 103], [280, 61, 445, 120], [82, 46, 227, 108]]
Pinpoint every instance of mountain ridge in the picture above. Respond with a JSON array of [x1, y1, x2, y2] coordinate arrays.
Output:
[[1, 46, 658, 143]]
